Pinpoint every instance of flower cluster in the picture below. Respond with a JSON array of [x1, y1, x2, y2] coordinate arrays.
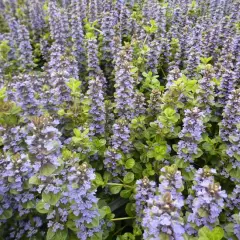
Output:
[[187, 168, 227, 232], [177, 107, 205, 164], [142, 193, 185, 240], [0, 0, 240, 239]]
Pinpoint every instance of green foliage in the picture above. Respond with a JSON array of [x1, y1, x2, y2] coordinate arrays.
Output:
[[198, 226, 224, 240]]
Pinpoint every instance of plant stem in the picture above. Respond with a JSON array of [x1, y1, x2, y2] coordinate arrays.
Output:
[[111, 217, 136, 221], [106, 183, 133, 189]]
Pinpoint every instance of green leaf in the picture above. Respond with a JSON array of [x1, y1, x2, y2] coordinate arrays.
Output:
[[90, 232, 103, 240], [0, 87, 6, 100], [198, 226, 224, 240], [120, 189, 132, 198], [66, 220, 78, 231], [212, 227, 224, 240], [125, 203, 135, 217], [198, 226, 212, 239], [110, 185, 122, 194], [94, 173, 104, 186], [125, 159, 135, 169], [123, 172, 134, 184], [164, 107, 176, 117], [0, 209, 12, 220], [40, 163, 56, 176], [36, 201, 49, 214], [42, 192, 61, 205], [73, 128, 81, 137], [46, 228, 68, 240], [86, 216, 100, 228], [29, 175, 41, 185]]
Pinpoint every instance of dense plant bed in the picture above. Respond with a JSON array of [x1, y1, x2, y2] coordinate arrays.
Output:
[[0, 0, 240, 239]]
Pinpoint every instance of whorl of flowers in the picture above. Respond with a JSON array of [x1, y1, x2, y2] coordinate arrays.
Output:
[[220, 89, 240, 155], [101, 11, 115, 76], [232, 213, 240, 239], [147, 39, 162, 75], [135, 176, 156, 220], [87, 37, 102, 80], [187, 167, 227, 230], [111, 118, 131, 153], [166, 66, 182, 87], [218, 68, 236, 106], [13, 74, 40, 116], [134, 91, 146, 117], [147, 89, 162, 116], [17, 23, 34, 69], [88, 0, 98, 23], [227, 185, 240, 211], [65, 162, 100, 240], [48, 1, 70, 46], [0, 153, 39, 237], [88, 76, 106, 136], [69, 0, 86, 73], [119, 4, 132, 38], [177, 107, 205, 164], [142, 192, 185, 240], [24, 116, 62, 171], [185, 39, 201, 78], [104, 148, 123, 176], [28, 0, 45, 34], [158, 165, 184, 204], [47, 43, 78, 106], [6, 217, 44, 239], [197, 63, 216, 112], [114, 46, 135, 120]]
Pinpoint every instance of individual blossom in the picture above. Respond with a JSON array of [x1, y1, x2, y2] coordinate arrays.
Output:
[[88, 76, 106, 136], [177, 107, 205, 164], [135, 177, 156, 220], [142, 192, 185, 240]]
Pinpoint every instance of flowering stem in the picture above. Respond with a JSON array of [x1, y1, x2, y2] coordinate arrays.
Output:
[[106, 183, 134, 189], [93, 28, 103, 34], [111, 217, 136, 221]]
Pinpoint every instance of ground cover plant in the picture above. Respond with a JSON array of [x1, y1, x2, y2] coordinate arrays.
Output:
[[0, 0, 239, 239]]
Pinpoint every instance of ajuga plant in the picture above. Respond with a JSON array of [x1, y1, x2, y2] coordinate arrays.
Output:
[[0, 0, 240, 239]]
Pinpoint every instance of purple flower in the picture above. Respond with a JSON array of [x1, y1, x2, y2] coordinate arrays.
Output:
[[142, 192, 185, 240]]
